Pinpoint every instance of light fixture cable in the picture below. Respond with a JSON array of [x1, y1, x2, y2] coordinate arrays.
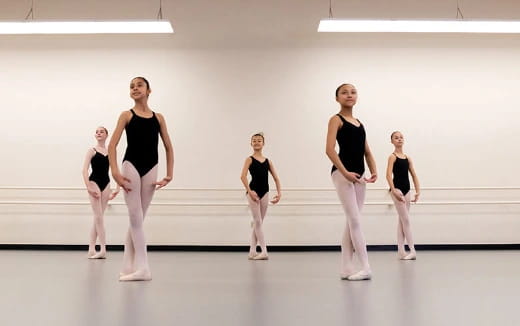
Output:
[[328, 0, 333, 19], [25, 0, 35, 20], [157, 0, 163, 20], [456, 0, 464, 19]]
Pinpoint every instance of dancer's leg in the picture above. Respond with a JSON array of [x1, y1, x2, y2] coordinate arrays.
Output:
[[332, 171, 371, 280], [391, 190, 407, 258], [139, 165, 158, 218], [87, 182, 102, 258], [332, 172, 354, 276], [259, 194, 269, 222], [247, 195, 268, 259], [392, 192, 416, 260], [396, 218, 406, 258], [90, 187, 111, 259], [126, 165, 157, 269], [120, 165, 157, 275], [248, 223, 258, 258], [120, 229, 135, 275], [119, 162, 151, 281], [354, 181, 366, 211], [254, 195, 270, 259]]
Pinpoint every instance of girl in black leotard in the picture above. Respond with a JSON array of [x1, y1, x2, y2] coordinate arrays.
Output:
[[109, 77, 174, 281], [240, 133, 281, 260], [82, 126, 119, 259], [386, 131, 421, 260], [326, 83, 377, 281]]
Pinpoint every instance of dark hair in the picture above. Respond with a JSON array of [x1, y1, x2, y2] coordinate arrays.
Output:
[[132, 76, 150, 90], [251, 132, 265, 142], [335, 83, 354, 97]]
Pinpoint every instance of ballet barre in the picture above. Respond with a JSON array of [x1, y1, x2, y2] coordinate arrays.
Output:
[[2, 186, 520, 191], [1, 200, 520, 206]]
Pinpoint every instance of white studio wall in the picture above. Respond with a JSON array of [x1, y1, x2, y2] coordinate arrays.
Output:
[[1, 42, 519, 188], [0, 0, 520, 245]]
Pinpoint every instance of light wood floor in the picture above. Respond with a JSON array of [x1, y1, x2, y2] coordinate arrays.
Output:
[[0, 250, 518, 326]]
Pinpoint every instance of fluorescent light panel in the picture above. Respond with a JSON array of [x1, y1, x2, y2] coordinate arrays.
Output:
[[0, 21, 174, 34], [318, 19, 520, 33]]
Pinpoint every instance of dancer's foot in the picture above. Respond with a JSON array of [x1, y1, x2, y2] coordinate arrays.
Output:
[[248, 252, 258, 260], [398, 251, 408, 260], [347, 270, 372, 281], [87, 250, 96, 259], [253, 252, 269, 260], [340, 268, 356, 280], [119, 270, 152, 282], [403, 252, 417, 260], [91, 252, 106, 259], [119, 267, 135, 277]]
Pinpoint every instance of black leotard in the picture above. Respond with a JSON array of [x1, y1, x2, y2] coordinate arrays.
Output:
[[123, 109, 160, 177], [331, 114, 366, 176], [89, 149, 110, 191], [392, 154, 410, 196], [249, 156, 270, 199]]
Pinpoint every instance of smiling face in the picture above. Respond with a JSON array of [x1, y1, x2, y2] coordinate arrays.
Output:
[[130, 77, 151, 100], [335, 84, 357, 108], [391, 131, 404, 147], [250, 135, 264, 150], [94, 127, 108, 141]]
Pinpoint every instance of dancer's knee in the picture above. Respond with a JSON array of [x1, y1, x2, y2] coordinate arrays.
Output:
[[129, 216, 143, 229], [348, 216, 361, 231], [400, 216, 410, 228], [253, 218, 263, 229]]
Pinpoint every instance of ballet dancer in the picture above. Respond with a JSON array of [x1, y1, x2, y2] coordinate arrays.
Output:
[[326, 83, 377, 281], [240, 132, 281, 260], [82, 126, 119, 259], [386, 131, 420, 260], [108, 77, 174, 281]]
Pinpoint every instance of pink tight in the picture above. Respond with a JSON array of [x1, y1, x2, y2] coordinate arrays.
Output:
[[247, 194, 269, 254], [331, 170, 371, 275], [391, 190, 416, 256], [88, 183, 111, 254], [121, 161, 157, 274]]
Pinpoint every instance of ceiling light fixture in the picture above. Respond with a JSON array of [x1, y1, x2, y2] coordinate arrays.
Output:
[[0, 0, 174, 34], [0, 21, 173, 34], [318, 0, 520, 33], [318, 19, 520, 33]]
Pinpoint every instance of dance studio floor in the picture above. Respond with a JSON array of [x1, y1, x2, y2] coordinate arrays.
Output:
[[0, 250, 518, 326]]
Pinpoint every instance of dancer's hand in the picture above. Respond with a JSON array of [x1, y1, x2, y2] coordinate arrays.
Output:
[[343, 171, 361, 183], [113, 172, 131, 192], [109, 189, 120, 200], [270, 193, 281, 204], [248, 190, 260, 202], [412, 192, 420, 203], [392, 189, 405, 202], [365, 172, 377, 183], [154, 176, 172, 189], [87, 185, 100, 198]]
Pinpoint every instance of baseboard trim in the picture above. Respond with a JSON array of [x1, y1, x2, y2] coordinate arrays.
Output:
[[1, 244, 520, 251]]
